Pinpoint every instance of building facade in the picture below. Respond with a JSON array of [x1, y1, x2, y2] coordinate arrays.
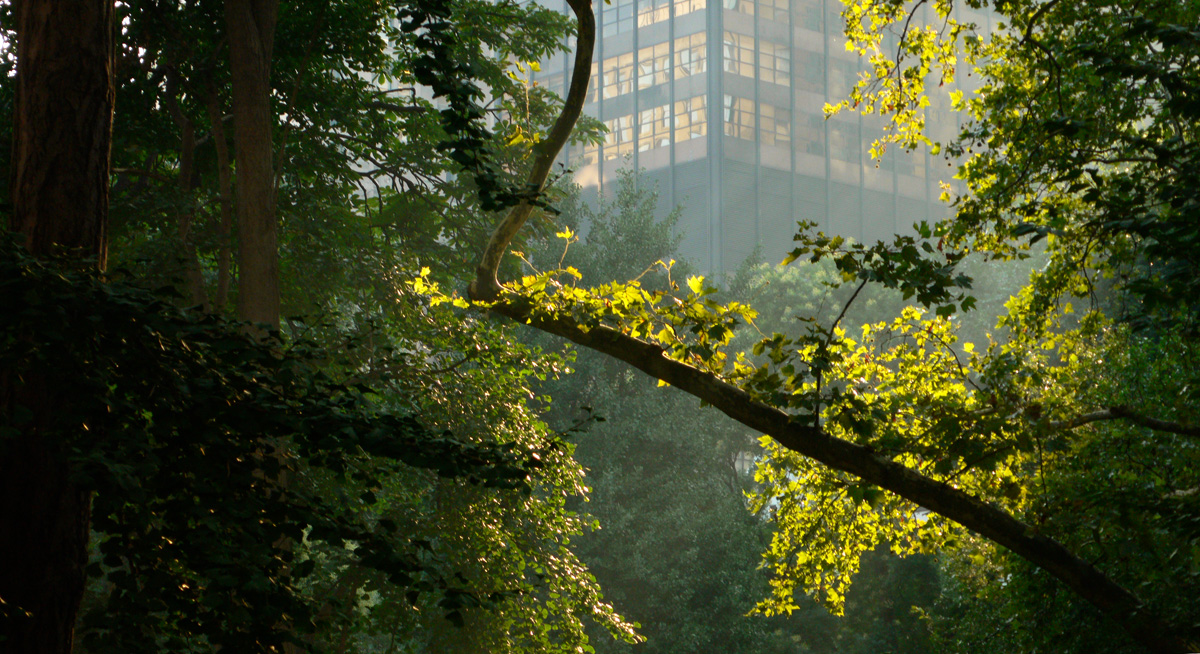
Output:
[[533, 0, 992, 275]]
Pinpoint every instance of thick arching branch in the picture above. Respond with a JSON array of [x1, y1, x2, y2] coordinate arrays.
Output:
[[483, 298, 1192, 654], [468, 0, 595, 302]]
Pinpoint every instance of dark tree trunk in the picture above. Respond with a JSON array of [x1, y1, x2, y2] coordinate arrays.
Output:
[[0, 381, 94, 654], [224, 0, 280, 327], [8, 0, 114, 267], [1, 1, 114, 653], [164, 72, 209, 310], [207, 89, 236, 312]]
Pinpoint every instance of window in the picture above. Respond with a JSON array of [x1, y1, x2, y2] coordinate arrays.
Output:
[[638, 42, 671, 90], [674, 0, 706, 17], [580, 140, 600, 166], [604, 114, 635, 160], [638, 103, 673, 151], [674, 95, 707, 142], [723, 0, 753, 16], [602, 0, 635, 36], [760, 103, 790, 146], [796, 51, 824, 93], [638, 0, 670, 28], [602, 53, 635, 99], [877, 146, 895, 171], [796, 113, 825, 155], [759, 40, 790, 85], [758, 0, 789, 25], [536, 72, 564, 99], [675, 32, 706, 79], [829, 59, 861, 96], [723, 94, 755, 140], [829, 122, 858, 161], [796, 0, 822, 30], [722, 31, 754, 78], [588, 62, 599, 103], [898, 149, 925, 177]]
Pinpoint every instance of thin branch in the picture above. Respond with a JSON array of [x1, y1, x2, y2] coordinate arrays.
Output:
[[930, 329, 983, 392], [112, 167, 174, 184], [829, 278, 868, 336], [371, 86, 417, 96], [363, 100, 426, 114], [425, 353, 476, 376], [272, 1, 330, 192], [1017, 0, 1068, 114], [1019, 0, 1065, 47], [892, 0, 928, 78], [1053, 406, 1200, 438], [1024, 34, 1066, 114]]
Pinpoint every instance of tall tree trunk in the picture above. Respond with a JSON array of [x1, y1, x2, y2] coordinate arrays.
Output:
[[207, 90, 236, 313], [177, 121, 210, 309], [8, 0, 113, 267], [0, 382, 94, 654], [222, 19, 294, 652], [164, 72, 209, 309], [1, 1, 114, 653], [224, 0, 280, 327]]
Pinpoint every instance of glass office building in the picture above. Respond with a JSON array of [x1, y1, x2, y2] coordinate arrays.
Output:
[[532, 0, 992, 275]]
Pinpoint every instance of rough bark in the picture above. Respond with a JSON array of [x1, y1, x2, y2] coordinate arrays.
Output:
[[2, 1, 114, 653], [466, 1, 1195, 652], [224, 0, 280, 326], [8, 0, 114, 268]]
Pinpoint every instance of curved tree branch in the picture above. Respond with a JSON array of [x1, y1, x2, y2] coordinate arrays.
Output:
[[468, 0, 595, 302], [481, 297, 1192, 654], [1053, 405, 1200, 438]]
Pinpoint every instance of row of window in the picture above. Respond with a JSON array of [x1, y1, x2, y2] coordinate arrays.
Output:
[[589, 32, 822, 103], [576, 96, 929, 174], [538, 44, 829, 102], [722, 0, 823, 30], [585, 95, 804, 154], [540, 33, 847, 101], [579, 96, 709, 164], [603, 0, 706, 36], [722, 95, 827, 156], [597, 0, 824, 38], [723, 33, 810, 87], [538, 60, 858, 161], [597, 32, 707, 101]]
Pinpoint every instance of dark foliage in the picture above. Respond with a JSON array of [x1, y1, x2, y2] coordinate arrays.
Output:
[[0, 236, 533, 651]]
